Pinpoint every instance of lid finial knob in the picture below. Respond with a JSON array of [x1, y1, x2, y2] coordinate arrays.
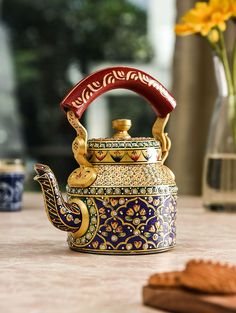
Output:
[[112, 119, 132, 139]]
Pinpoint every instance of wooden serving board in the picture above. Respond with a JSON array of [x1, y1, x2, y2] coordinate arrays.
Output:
[[143, 286, 236, 313]]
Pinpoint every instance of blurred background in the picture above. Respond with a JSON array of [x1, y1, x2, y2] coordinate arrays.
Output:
[[0, 0, 224, 194]]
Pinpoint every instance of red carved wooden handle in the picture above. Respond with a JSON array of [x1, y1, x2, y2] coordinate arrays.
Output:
[[61, 66, 176, 118]]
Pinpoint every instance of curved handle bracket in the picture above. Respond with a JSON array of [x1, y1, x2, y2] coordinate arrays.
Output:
[[67, 111, 97, 187], [152, 114, 171, 164]]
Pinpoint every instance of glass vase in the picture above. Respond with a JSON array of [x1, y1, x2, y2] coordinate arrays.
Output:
[[202, 56, 236, 211]]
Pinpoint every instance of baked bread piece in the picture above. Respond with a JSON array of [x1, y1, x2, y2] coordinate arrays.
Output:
[[148, 271, 182, 288], [179, 259, 236, 294]]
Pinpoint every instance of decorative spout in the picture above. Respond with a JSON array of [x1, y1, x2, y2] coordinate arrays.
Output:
[[34, 164, 89, 234]]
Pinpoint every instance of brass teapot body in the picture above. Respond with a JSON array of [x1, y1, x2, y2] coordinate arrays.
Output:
[[34, 67, 177, 254]]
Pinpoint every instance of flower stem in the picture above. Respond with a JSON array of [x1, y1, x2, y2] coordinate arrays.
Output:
[[233, 40, 236, 93], [232, 41, 236, 150], [218, 30, 234, 95], [229, 95, 236, 151], [214, 32, 236, 150]]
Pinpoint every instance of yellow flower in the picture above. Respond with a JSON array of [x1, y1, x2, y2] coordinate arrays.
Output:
[[229, 0, 236, 16], [208, 29, 220, 43], [175, 23, 197, 36], [175, 0, 234, 37], [210, 0, 234, 24]]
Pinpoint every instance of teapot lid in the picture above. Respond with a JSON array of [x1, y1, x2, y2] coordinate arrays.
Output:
[[87, 119, 162, 164]]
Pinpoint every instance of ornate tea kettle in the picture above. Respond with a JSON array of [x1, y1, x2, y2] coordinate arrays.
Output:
[[34, 67, 177, 254]]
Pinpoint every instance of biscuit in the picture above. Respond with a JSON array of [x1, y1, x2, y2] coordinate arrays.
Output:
[[179, 259, 236, 294], [148, 271, 181, 288]]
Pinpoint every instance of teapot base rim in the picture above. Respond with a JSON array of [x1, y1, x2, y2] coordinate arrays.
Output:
[[68, 245, 175, 255]]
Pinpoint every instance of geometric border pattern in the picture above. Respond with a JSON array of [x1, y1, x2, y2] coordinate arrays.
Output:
[[67, 185, 178, 197]]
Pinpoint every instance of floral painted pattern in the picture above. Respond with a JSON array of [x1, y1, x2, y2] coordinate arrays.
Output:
[[68, 194, 177, 254]]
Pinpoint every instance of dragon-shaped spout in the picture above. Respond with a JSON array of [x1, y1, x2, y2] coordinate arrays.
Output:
[[34, 164, 89, 234]]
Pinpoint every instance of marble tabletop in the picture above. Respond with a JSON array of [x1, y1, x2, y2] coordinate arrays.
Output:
[[1, 193, 236, 313]]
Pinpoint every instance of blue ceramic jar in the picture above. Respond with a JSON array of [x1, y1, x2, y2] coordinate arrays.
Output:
[[0, 159, 25, 212]]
